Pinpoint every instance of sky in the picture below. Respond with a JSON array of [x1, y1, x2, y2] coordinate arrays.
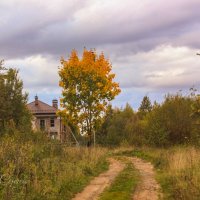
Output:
[[1, 0, 200, 110]]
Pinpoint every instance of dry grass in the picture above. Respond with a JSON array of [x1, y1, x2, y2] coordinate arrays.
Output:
[[112, 146, 200, 199], [139, 147, 200, 200], [0, 132, 108, 200], [162, 147, 200, 199], [167, 147, 200, 171]]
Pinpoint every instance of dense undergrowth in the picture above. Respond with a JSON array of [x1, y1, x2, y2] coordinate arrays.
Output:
[[115, 146, 200, 200], [0, 131, 108, 200], [97, 93, 200, 147]]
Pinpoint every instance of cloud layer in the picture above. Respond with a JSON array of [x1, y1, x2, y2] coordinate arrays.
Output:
[[1, 0, 200, 108]]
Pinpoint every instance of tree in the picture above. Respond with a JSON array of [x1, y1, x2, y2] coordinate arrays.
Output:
[[191, 94, 200, 143], [191, 95, 200, 120], [138, 95, 152, 118], [0, 61, 31, 134], [58, 49, 120, 146], [144, 94, 193, 146], [97, 103, 146, 146], [97, 104, 114, 136], [97, 103, 135, 146]]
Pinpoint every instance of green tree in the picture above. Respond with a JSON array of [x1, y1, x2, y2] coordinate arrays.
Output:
[[58, 49, 120, 146], [138, 95, 152, 118], [145, 106, 170, 146], [191, 94, 200, 143], [106, 104, 134, 146], [97, 103, 143, 146], [98, 104, 113, 136], [191, 95, 200, 119], [145, 94, 193, 146], [0, 61, 31, 134]]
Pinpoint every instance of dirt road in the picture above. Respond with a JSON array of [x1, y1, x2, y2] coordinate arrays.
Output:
[[72, 158, 125, 200], [72, 156, 162, 200], [131, 157, 162, 200]]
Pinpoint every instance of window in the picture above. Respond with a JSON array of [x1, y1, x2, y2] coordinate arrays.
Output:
[[40, 119, 45, 130], [50, 118, 55, 127]]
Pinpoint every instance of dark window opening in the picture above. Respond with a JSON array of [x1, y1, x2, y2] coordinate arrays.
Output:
[[40, 119, 45, 130], [50, 118, 55, 127]]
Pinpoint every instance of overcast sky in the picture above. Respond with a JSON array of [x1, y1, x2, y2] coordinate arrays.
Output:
[[1, 0, 200, 109]]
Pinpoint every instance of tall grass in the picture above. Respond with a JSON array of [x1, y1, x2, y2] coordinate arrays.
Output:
[[158, 147, 200, 200], [0, 131, 108, 200], [113, 146, 200, 199], [128, 146, 200, 200]]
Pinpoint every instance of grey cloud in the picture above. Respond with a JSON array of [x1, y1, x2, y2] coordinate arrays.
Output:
[[1, 0, 200, 108], [5, 54, 60, 91], [111, 45, 200, 91], [1, 0, 200, 59], [145, 74, 163, 78]]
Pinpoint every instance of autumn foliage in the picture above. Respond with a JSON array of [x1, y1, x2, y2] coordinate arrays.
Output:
[[59, 49, 120, 145]]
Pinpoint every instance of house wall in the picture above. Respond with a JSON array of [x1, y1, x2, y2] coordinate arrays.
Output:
[[32, 115, 63, 140]]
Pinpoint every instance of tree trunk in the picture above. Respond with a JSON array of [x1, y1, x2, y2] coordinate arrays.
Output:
[[87, 132, 92, 147]]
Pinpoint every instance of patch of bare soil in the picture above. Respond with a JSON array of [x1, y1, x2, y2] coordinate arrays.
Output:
[[72, 158, 125, 200], [131, 157, 162, 200]]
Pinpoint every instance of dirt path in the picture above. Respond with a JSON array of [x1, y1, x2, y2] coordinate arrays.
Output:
[[72, 158, 125, 200], [131, 157, 162, 200]]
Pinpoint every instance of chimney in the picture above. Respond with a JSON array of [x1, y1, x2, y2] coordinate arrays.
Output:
[[52, 99, 58, 109], [35, 95, 38, 106]]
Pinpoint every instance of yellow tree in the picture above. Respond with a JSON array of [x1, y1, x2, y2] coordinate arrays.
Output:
[[58, 49, 120, 146]]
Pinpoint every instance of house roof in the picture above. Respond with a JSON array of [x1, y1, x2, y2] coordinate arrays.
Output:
[[27, 100, 57, 114]]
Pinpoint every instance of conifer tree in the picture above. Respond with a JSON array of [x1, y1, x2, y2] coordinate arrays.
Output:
[[138, 95, 152, 118]]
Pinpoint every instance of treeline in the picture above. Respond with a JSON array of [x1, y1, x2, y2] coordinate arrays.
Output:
[[97, 91, 200, 147], [1, 59, 200, 148]]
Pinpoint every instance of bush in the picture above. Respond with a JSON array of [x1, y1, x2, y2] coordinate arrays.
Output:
[[144, 94, 193, 146]]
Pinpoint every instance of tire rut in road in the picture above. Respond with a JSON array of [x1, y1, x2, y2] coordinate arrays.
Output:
[[72, 158, 125, 200], [131, 157, 162, 200]]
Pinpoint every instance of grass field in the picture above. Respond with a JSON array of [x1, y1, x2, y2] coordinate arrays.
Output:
[[1, 131, 200, 200], [0, 132, 109, 200], [115, 146, 200, 200]]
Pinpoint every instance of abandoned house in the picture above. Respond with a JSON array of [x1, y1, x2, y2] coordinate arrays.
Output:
[[27, 95, 68, 141]]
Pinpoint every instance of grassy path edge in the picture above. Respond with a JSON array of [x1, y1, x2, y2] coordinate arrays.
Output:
[[99, 157, 140, 200]]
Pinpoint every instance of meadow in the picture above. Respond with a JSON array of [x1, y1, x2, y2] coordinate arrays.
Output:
[[0, 131, 108, 200], [115, 146, 200, 200], [0, 130, 200, 200]]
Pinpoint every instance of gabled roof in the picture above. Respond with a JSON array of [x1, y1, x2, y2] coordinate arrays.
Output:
[[27, 100, 57, 114]]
